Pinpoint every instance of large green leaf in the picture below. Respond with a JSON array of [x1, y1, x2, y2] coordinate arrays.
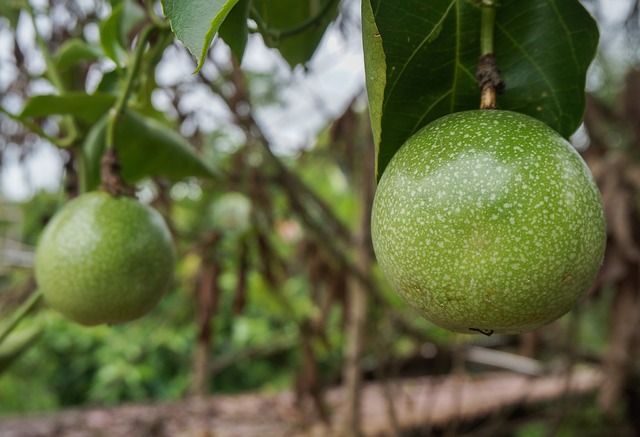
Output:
[[251, 0, 340, 67], [161, 0, 240, 73], [364, 0, 599, 179], [81, 109, 218, 191], [20, 93, 116, 124]]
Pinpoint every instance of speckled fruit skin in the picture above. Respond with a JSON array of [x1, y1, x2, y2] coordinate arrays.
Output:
[[35, 191, 176, 326], [371, 110, 606, 334]]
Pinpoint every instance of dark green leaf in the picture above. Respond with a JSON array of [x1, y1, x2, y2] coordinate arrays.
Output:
[[161, 0, 241, 73], [364, 0, 599, 179], [54, 39, 103, 71], [251, 0, 340, 67], [81, 109, 218, 191], [20, 93, 116, 124], [219, 0, 251, 62], [95, 70, 123, 94], [100, 0, 126, 64]]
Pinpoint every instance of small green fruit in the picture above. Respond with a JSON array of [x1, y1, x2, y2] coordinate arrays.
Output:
[[208, 192, 252, 233], [371, 110, 606, 334], [35, 191, 176, 326]]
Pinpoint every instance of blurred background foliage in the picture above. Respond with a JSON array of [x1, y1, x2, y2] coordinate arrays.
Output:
[[0, 0, 639, 435]]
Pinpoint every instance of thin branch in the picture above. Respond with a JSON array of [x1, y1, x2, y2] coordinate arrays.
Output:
[[200, 56, 439, 352], [0, 107, 66, 147], [25, 1, 79, 146], [0, 290, 43, 345]]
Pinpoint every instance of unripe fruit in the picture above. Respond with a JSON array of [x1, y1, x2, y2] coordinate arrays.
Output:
[[208, 192, 252, 233], [371, 110, 606, 335], [35, 191, 176, 326]]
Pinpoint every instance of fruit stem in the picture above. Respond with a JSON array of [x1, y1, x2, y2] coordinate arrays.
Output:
[[0, 290, 43, 346], [480, 1, 496, 57], [102, 23, 158, 197], [105, 23, 157, 152], [476, 0, 504, 110]]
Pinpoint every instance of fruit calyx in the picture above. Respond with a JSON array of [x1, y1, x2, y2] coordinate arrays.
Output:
[[476, 53, 504, 110]]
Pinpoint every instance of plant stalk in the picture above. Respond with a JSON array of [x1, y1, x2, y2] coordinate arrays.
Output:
[[480, 1, 496, 56], [0, 290, 43, 345], [105, 24, 157, 151]]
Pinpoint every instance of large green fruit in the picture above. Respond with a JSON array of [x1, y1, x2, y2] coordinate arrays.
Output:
[[371, 110, 606, 335], [35, 191, 176, 326]]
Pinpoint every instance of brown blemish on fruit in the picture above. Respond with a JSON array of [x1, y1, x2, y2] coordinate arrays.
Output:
[[469, 328, 494, 336], [562, 275, 573, 283]]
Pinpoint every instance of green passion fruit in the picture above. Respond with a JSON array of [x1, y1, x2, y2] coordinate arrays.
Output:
[[35, 191, 176, 326], [371, 110, 606, 334]]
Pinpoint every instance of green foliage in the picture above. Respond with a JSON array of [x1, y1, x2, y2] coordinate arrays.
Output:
[[251, 0, 340, 67], [99, 0, 146, 65], [54, 39, 104, 72], [81, 109, 219, 191], [162, 0, 339, 69], [363, 0, 599, 178], [0, 0, 20, 29], [20, 93, 116, 125], [0, 324, 42, 373], [0, 290, 195, 412], [161, 0, 241, 72], [219, 0, 251, 61]]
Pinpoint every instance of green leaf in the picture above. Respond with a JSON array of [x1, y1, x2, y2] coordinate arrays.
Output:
[[365, 0, 599, 179], [81, 109, 218, 191], [20, 93, 116, 124], [161, 0, 241, 73], [54, 39, 103, 71], [219, 0, 251, 62], [361, 0, 385, 163], [100, 0, 126, 64], [251, 0, 340, 67], [99, 0, 146, 65]]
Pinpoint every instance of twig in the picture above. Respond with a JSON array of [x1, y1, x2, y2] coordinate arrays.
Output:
[[0, 290, 43, 345]]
